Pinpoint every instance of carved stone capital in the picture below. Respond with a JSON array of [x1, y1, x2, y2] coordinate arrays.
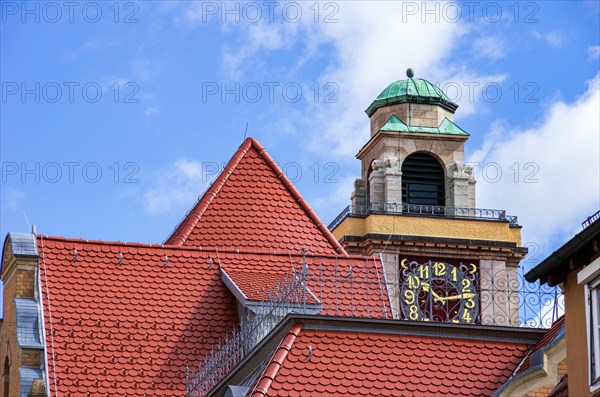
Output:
[[373, 156, 402, 171], [448, 161, 474, 180], [371, 159, 385, 171]]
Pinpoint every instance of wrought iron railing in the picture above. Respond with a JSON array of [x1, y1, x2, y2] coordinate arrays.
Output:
[[186, 264, 316, 397], [328, 202, 519, 230], [186, 258, 562, 396], [582, 210, 600, 229]]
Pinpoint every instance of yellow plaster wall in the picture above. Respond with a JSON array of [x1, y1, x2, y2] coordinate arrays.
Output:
[[332, 214, 521, 245]]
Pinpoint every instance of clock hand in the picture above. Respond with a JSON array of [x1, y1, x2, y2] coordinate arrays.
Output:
[[437, 293, 476, 302], [420, 282, 444, 304]]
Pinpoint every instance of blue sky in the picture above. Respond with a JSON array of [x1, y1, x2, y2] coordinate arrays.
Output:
[[1, 0, 599, 275]]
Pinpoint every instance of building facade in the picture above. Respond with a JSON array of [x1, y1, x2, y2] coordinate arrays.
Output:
[[0, 73, 568, 397], [526, 212, 600, 397]]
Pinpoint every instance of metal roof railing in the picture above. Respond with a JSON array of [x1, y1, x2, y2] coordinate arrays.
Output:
[[328, 202, 519, 231], [582, 210, 600, 229]]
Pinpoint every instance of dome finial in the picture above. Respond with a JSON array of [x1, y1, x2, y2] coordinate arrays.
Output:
[[406, 68, 414, 78]]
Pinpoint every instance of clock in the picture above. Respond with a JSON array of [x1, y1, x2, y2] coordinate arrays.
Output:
[[399, 258, 479, 324]]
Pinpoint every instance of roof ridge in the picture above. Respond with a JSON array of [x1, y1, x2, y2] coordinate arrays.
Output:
[[165, 138, 253, 246], [251, 323, 303, 397], [164, 137, 348, 256], [37, 234, 367, 260], [248, 138, 347, 257]]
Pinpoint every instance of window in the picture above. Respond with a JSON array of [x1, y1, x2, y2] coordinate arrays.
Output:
[[401, 153, 445, 207], [579, 257, 600, 391]]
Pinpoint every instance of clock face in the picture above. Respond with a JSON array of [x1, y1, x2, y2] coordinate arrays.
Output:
[[399, 259, 479, 324]]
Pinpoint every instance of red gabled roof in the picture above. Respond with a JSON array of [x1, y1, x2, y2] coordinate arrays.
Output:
[[38, 236, 239, 396], [250, 325, 532, 397], [165, 138, 346, 257]]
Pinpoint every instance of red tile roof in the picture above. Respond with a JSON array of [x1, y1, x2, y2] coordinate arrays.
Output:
[[250, 325, 532, 397], [37, 236, 390, 396], [222, 255, 392, 318], [165, 138, 345, 257], [38, 236, 239, 396], [515, 315, 565, 375]]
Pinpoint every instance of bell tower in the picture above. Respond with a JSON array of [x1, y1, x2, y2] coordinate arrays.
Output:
[[352, 68, 475, 211], [330, 69, 527, 325]]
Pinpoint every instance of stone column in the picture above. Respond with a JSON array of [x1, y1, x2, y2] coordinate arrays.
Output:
[[369, 160, 385, 209], [351, 179, 367, 207], [468, 176, 476, 209], [447, 162, 474, 208], [383, 157, 402, 206]]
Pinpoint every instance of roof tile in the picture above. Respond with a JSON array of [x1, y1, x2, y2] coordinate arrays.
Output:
[[251, 327, 532, 397], [39, 236, 239, 396], [164, 138, 345, 256]]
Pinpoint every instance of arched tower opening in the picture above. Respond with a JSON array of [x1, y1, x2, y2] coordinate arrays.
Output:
[[401, 152, 445, 206]]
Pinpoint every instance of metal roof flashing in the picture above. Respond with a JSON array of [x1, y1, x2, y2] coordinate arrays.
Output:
[[492, 325, 566, 397], [1, 232, 39, 276], [19, 367, 44, 397], [14, 298, 44, 349], [380, 114, 469, 136], [8, 232, 38, 257]]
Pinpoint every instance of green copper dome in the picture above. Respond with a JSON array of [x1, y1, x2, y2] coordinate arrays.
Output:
[[366, 72, 458, 116]]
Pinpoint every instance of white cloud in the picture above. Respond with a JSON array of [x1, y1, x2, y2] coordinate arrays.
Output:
[[189, 1, 511, 159], [144, 106, 160, 117], [80, 38, 120, 51], [309, 175, 356, 224], [468, 74, 600, 253], [589, 45, 600, 61], [298, 1, 503, 158], [221, 21, 299, 79], [133, 58, 160, 81], [531, 30, 563, 47], [144, 159, 211, 214], [472, 35, 506, 60], [432, 70, 508, 116]]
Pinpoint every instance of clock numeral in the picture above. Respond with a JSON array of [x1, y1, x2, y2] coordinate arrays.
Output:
[[404, 289, 415, 305], [434, 262, 446, 276], [419, 264, 429, 279], [409, 305, 419, 320], [451, 267, 457, 282], [462, 309, 472, 322], [407, 275, 421, 289], [465, 298, 475, 309], [462, 279, 471, 293]]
